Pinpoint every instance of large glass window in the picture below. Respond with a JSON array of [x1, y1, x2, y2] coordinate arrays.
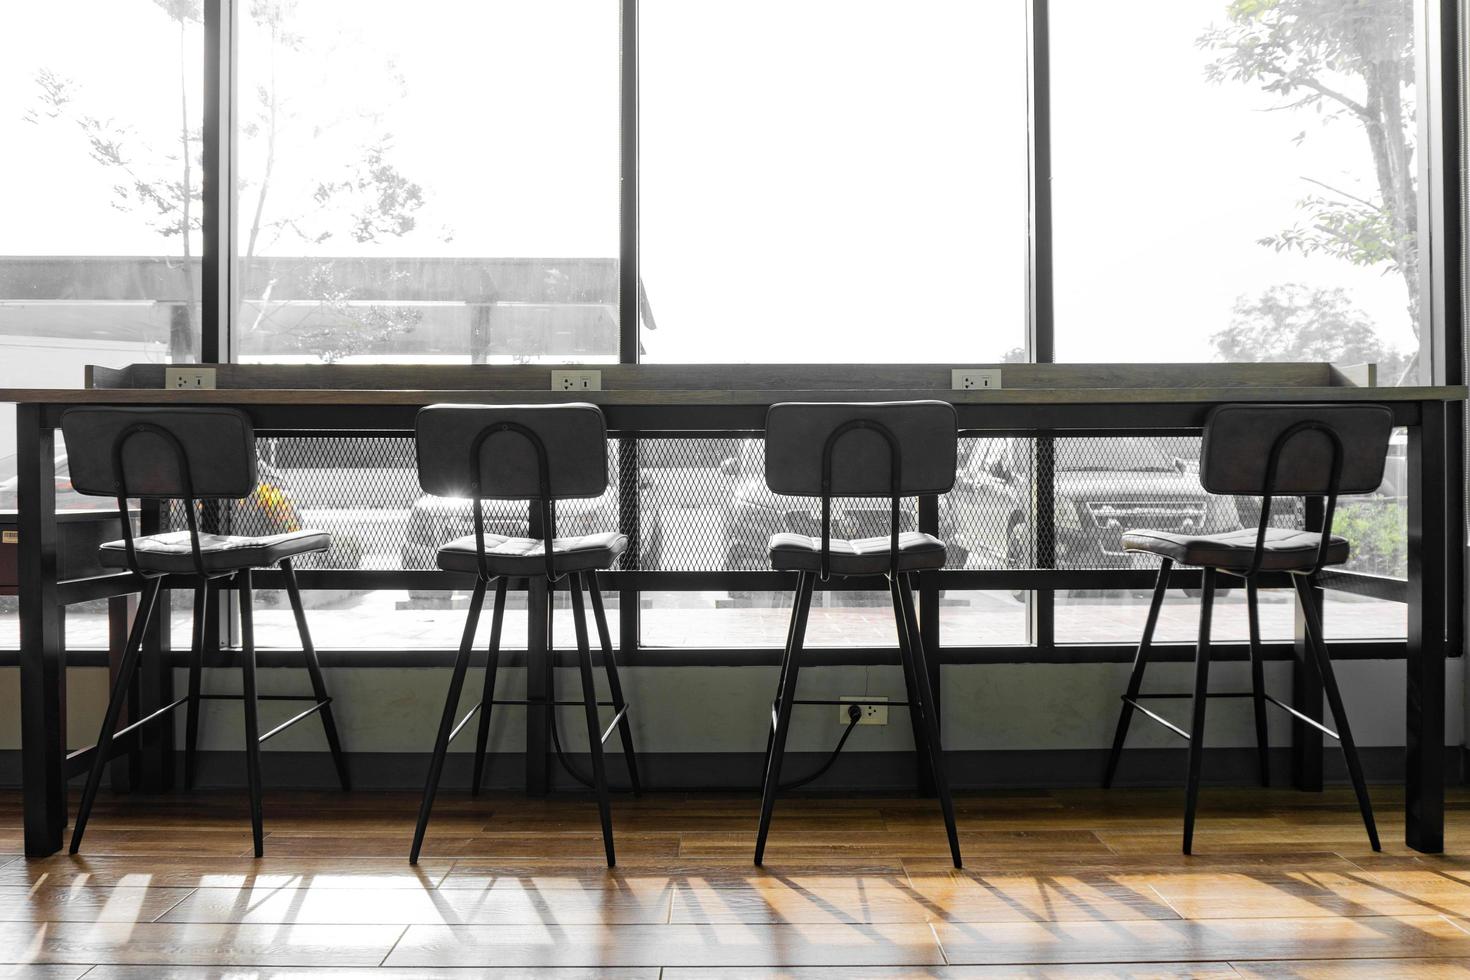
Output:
[[234, 0, 620, 365], [639, 0, 1030, 363], [1050, 0, 1417, 643], [1052, 0, 1421, 380], [0, 1, 203, 646]]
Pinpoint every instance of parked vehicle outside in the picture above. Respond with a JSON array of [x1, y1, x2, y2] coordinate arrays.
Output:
[[949, 437, 1238, 599]]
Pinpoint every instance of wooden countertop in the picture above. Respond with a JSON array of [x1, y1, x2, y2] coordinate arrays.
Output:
[[0, 385, 1463, 405]]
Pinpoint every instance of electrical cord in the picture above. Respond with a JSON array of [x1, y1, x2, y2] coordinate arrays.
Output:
[[778, 702, 863, 792], [544, 679, 864, 794]]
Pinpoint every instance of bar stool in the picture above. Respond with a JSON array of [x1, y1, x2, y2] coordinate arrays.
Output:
[[757, 400, 962, 868], [410, 403, 640, 867], [1102, 403, 1390, 854], [59, 406, 349, 857]]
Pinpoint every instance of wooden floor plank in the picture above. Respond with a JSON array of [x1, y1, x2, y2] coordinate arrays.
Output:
[[384, 922, 947, 968], [0, 921, 404, 966], [933, 914, 1470, 965], [664, 968, 1241, 979], [0, 884, 195, 923], [158, 881, 673, 925], [0, 855, 453, 890], [668, 872, 1179, 925], [1146, 869, 1470, 920], [1231, 958, 1470, 977], [81, 968, 659, 979], [0, 968, 95, 980]]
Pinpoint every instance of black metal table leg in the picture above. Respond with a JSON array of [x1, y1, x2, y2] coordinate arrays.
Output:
[[18, 404, 66, 857], [1407, 398, 1447, 853]]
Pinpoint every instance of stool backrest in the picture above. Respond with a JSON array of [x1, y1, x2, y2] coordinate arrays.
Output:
[[764, 401, 957, 579], [60, 406, 259, 578], [1201, 402, 1394, 576], [415, 403, 609, 581], [62, 407, 257, 499]]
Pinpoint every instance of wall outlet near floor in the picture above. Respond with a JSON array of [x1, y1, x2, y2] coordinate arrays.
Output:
[[165, 366, 217, 390], [551, 369, 602, 391], [841, 696, 888, 726], [951, 368, 1002, 391]]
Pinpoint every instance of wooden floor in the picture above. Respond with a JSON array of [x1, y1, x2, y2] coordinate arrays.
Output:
[[4, 786, 1470, 977]]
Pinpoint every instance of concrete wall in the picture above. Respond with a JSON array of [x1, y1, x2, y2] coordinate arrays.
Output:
[[1, 657, 1460, 786]]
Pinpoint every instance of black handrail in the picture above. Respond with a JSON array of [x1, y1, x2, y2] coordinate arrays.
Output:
[[466, 421, 560, 583], [818, 418, 904, 581], [1244, 419, 1346, 579]]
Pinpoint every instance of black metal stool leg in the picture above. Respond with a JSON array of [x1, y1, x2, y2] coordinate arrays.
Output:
[[183, 578, 209, 790], [471, 577, 507, 796], [239, 569, 265, 858], [899, 573, 962, 869], [411, 576, 487, 864], [570, 574, 616, 867], [1245, 577, 1271, 788], [763, 583, 802, 777], [281, 559, 350, 792], [891, 575, 935, 796], [1103, 558, 1172, 788], [70, 577, 162, 854], [755, 571, 815, 865], [587, 571, 640, 795], [1182, 566, 1217, 855], [1293, 575, 1380, 851]]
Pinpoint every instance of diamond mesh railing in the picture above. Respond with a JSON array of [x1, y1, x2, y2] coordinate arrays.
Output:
[[165, 431, 1405, 579]]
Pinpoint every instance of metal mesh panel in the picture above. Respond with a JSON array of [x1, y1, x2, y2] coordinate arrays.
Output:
[[637, 437, 919, 572], [170, 436, 621, 570], [158, 431, 1403, 577]]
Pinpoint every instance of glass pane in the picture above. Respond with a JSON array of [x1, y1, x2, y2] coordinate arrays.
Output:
[[1, 0, 203, 651], [234, 0, 619, 364], [640, 0, 1029, 362], [1052, 0, 1421, 381], [1051, 432, 1407, 643]]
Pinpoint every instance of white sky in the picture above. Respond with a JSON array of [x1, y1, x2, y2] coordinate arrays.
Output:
[[0, 0, 1422, 366]]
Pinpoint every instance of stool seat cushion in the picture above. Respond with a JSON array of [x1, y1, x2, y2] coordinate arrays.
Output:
[[100, 529, 331, 574], [437, 531, 626, 575], [1122, 526, 1349, 571], [769, 531, 947, 576]]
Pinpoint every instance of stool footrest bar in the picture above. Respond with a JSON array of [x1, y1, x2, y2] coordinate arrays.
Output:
[[600, 705, 628, 745], [257, 698, 333, 744], [1134, 692, 1255, 699], [1263, 693, 1340, 740], [1121, 696, 1191, 740]]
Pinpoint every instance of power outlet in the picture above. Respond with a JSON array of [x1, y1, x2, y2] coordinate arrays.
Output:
[[840, 696, 888, 726], [551, 369, 602, 392], [951, 368, 1002, 391], [165, 366, 217, 390]]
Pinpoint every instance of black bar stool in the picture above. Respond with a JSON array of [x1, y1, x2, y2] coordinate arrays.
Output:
[[1102, 402, 1391, 854], [410, 403, 639, 866], [59, 406, 349, 857], [757, 400, 962, 868]]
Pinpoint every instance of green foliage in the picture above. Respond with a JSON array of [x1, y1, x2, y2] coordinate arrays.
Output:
[[1200, 0, 1420, 359], [1334, 499, 1406, 577], [1212, 284, 1411, 379]]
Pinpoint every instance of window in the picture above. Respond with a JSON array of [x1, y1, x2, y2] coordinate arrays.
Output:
[[234, 0, 620, 365], [639, 0, 1030, 362], [1052, 0, 1422, 381]]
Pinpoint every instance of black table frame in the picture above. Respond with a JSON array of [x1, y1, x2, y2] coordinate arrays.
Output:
[[15, 393, 1453, 857]]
